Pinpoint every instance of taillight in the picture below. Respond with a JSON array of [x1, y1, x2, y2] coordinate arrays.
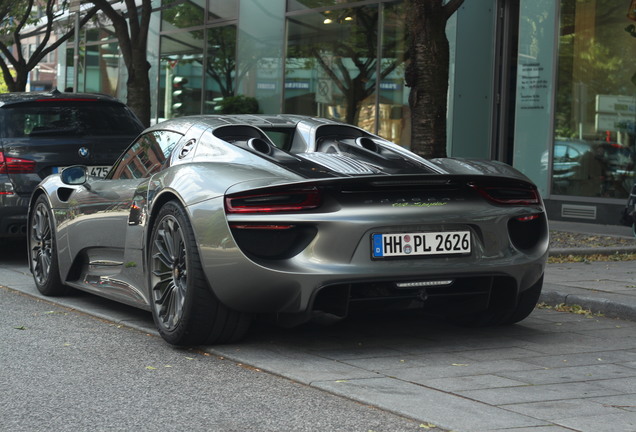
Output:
[[515, 214, 540, 222], [225, 188, 321, 214], [229, 224, 296, 230], [0, 152, 36, 174], [469, 182, 540, 205]]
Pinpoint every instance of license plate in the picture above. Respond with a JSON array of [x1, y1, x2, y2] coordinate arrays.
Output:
[[372, 231, 471, 258], [54, 166, 111, 177]]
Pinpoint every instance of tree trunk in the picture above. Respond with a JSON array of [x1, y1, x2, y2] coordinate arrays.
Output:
[[5, 66, 28, 92], [406, 0, 465, 159], [127, 50, 151, 127]]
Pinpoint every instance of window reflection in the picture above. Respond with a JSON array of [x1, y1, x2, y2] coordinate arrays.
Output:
[[111, 131, 183, 180], [207, 0, 237, 21], [285, 4, 407, 144], [554, 0, 636, 198], [204, 25, 238, 112], [161, 0, 205, 30], [159, 31, 204, 119], [287, 0, 360, 12]]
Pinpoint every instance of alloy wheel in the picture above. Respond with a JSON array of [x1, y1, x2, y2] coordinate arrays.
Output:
[[150, 215, 188, 331], [30, 202, 53, 285]]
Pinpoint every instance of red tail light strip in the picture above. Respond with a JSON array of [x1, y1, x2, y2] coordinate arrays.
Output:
[[229, 224, 296, 230], [0, 152, 36, 174], [225, 188, 321, 214], [515, 214, 541, 222], [469, 183, 540, 205]]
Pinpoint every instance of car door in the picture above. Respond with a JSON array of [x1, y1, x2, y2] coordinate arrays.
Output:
[[66, 130, 184, 260]]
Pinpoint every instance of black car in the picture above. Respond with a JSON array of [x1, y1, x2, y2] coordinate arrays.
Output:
[[0, 90, 144, 237]]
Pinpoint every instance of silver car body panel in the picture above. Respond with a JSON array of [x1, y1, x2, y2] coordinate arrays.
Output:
[[31, 115, 548, 321]]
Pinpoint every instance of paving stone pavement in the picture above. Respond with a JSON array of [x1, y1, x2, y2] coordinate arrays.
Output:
[[2, 220, 636, 432]]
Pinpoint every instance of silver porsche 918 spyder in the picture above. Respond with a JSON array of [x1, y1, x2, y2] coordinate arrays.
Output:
[[28, 114, 548, 346]]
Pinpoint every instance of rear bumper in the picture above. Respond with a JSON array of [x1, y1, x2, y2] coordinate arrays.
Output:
[[0, 193, 29, 237]]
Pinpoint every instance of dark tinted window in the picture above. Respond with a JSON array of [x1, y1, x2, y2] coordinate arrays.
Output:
[[2, 102, 142, 138]]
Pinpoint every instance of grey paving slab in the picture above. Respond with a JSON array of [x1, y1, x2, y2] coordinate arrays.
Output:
[[458, 381, 621, 405], [508, 334, 629, 355], [517, 317, 624, 333], [449, 346, 556, 362], [502, 399, 625, 422], [482, 427, 576, 432], [313, 377, 545, 432], [555, 411, 636, 432], [594, 376, 636, 393], [590, 395, 636, 412], [386, 359, 542, 383], [209, 344, 379, 384], [521, 350, 636, 368], [497, 363, 636, 386], [305, 346, 408, 361], [417, 374, 526, 392], [334, 355, 434, 372]]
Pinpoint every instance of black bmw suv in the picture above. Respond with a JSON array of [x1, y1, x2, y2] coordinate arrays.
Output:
[[0, 90, 144, 237]]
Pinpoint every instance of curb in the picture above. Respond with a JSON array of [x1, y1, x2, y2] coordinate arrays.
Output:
[[540, 284, 636, 322]]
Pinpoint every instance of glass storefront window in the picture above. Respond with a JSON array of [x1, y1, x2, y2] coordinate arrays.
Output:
[[204, 25, 238, 113], [285, 3, 407, 142], [207, 0, 237, 21], [377, 2, 407, 145], [554, 0, 636, 199], [159, 32, 205, 119], [84, 42, 121, 95], [287, 0, 361, 12], [161, 0, 205, 30]]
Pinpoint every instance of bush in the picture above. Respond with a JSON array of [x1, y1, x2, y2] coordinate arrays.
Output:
[[217, 95, 260, 114]]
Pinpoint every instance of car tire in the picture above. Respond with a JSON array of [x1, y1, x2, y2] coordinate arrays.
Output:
[[149, 200, 251, 346], [28, 195, 68, 296], [501, 275, 543, 325], [450, 276, 543, 327]]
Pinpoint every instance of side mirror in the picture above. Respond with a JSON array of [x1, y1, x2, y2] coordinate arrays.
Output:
[[61, 165, 87, 185]]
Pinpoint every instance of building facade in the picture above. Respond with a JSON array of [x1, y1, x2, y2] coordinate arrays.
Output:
[[48, 0, 636, 226]]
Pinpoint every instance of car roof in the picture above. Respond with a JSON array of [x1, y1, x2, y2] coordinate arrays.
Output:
[[0, 90, 126, 107]]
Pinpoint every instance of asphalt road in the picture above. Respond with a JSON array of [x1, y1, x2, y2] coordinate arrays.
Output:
[[1, 273, 431, 431]]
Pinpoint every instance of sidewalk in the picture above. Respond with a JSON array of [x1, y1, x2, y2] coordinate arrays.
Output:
[[542, 220, 636, 322]]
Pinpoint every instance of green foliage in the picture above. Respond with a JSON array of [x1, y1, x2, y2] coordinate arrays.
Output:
[[217, 95, 260, 114]]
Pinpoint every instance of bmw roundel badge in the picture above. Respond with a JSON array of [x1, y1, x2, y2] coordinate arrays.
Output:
[[78, 147, 89, 158]]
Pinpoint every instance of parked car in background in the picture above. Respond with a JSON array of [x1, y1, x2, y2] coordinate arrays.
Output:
[[28, 114, 549, 346], [540, 138, 590, 184], [0, 90, 144, 237], [542, 138, 634, 197]]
